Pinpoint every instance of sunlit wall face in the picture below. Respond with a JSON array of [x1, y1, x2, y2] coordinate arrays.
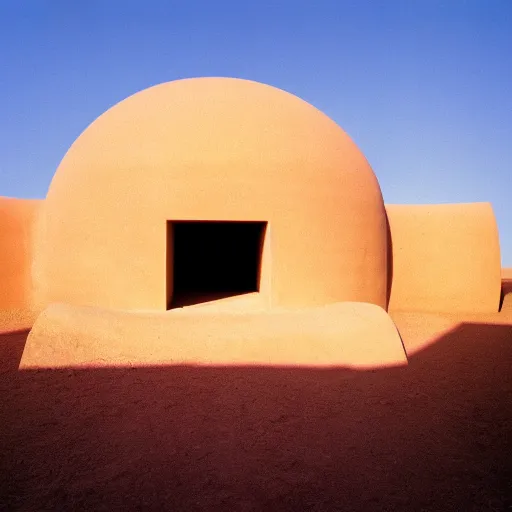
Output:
[[36, 78, 388, 312]]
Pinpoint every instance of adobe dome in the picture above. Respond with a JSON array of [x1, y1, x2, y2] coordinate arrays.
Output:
[[35, 77, 388, 311]]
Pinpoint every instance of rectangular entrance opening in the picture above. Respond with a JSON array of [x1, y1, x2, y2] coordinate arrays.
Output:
[[167, 221, 267, 309]]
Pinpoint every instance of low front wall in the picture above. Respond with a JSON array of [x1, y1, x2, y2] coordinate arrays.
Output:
[[20, 302, 407, 370]]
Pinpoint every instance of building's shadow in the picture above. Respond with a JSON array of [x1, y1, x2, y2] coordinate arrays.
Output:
[[1, 321, 511, 511]]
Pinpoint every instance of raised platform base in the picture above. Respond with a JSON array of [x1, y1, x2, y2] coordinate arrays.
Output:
[[20, 302, 407, 370]]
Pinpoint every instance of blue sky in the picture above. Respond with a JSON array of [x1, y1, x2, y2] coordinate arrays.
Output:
[[1, 1, 511, 264]]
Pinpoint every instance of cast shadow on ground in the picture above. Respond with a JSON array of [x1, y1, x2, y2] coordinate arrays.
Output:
[[1, 322, 511, 511]]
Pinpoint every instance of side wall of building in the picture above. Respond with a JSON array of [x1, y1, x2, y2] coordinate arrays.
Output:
[[386, 203, 501, 313], [0, 197, 41, 309]]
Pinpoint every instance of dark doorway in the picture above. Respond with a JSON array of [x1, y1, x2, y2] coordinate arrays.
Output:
[[167, 221, 267, 309]]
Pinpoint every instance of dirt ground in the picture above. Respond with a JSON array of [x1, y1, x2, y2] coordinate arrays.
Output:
[[1, 282, 511, 511]]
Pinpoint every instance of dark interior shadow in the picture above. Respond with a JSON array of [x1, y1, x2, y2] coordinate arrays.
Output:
[[385, 211, 393, 309], [2, 320, 512, 511], [167, 221, 267, 309]]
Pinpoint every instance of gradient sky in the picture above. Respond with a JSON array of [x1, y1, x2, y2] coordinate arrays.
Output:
[[1, 1, 511, 264]]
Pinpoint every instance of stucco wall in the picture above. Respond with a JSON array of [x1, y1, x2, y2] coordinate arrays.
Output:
[[386, 203, 501, 313], [21, 302, 407, 369], [0, 197, 41, 309], [36, 78, 388, 311]]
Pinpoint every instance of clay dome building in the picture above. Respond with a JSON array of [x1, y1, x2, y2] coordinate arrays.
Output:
[[35, 77, 388, 312], [0, 77, 503, 368]]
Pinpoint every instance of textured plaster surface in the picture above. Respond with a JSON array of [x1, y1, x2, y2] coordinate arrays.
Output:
[[386, 202, 501, 313], [36, 77, 388, 311], [20, 302, 407, 370], [0, 197, 40, 309]]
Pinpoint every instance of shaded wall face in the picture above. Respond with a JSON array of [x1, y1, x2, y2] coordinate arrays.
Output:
[[386, 203, 502, 313], [36, 79, 388, 312], [0, 198, 41, 309]]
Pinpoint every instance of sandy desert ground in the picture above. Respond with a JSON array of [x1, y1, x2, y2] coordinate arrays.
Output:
[[1, 276, 511, 511]]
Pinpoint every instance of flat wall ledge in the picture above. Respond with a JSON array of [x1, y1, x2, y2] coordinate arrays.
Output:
[[20, 302, 407, 370]]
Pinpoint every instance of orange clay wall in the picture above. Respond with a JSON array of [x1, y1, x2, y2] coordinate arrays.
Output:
[[35, 78, 388, 312], [21, 301, 407, 370], [0, 197, 41, 309], [386, 203, 501, 313]]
